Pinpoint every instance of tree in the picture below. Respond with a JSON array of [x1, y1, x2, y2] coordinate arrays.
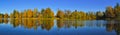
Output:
[[96, 11, 104, 19], [38, 12, 42, 19], [88, 12, 96, 20], [70, 10, 80, 19], [23, 10, 27, 18], [64, 10, 71, 19], [105, 6, 115, 18], [56, 10, 65, 19], [13, 10, 19, 18], [41, 9, 45, 15], [27, 9, 33, 18], [4, 13, 8, 18], [0, 13, 3, 18], [43, 8, 54, 18], [19, 12, 22, 18], [33, 8, 38, 18], [10, 13, 14, 18], [79, 11, 87, 20], [114, 3, 120, 18]]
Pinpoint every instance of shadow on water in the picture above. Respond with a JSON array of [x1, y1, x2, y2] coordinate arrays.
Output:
[[0, 19, 120, 35]]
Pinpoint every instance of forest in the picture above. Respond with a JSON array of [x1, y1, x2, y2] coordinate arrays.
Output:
[[0, 3, 120, 20]]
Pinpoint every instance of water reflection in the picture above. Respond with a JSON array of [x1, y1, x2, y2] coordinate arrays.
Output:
[[57, 20, 85, 29], [0, 19, 120, 35], [0, 19, 8, 24], [9, 18, 54, 31], [106, 21, 120, 35]]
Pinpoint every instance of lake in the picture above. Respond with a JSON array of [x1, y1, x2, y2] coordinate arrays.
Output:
[[0, 19, 120, 35]]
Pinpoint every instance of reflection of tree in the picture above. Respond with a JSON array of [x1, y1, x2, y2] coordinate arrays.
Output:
[[10, 19, 20, 28], [57, 20, 64, 29], [22, 19, 28, 28], [114, 23, 120, 35], [57, 20, 85, 29], [27, 19, 34, 28], [41, 20, 54, 31], [0, 19, 8, 24], [3, 19, 8, 24], [64, 20, 72, 28], [9, 18, 54, 31], [106, 21, 120, 35], [3, 18, 120, 34], [26, 19, 34, 29], [72, 20, 85, 29], [0, 19, 3, 24], [106, 21, 114, 32], [22, 19, 38, 30]]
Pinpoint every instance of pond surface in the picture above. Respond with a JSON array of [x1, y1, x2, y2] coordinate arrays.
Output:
[[0, 19, 120, 35]]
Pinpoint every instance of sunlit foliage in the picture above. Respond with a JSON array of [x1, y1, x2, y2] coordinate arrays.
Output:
[[56, 10, 65, 19], [0, 3, 120, 20]]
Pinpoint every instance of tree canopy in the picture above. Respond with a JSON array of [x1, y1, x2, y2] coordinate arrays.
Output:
[[0, 3, 120, 20]]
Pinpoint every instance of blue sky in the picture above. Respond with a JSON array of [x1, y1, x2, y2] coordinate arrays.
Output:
[[0, 0, 120, 14]]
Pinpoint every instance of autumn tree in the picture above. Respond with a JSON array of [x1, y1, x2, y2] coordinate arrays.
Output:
[[4, 13, 9, 18], [0, 13, 3, 18], [3, 3, 120, 20], [27, 9, 33, 18], [56, 10, 65, 19], [13, 10, 19, 18], [41, 9, 45, 15], [39, 9, 45, 19], [23, 10, 27, 18], [96, 11, 104, 19], [105, 6, 115, 18], [64, 10, 71, 19], [114, 3, 120, 18], [79, 11, 87, 20], [38, 12, 42, 19], [33, 8, 38, 18], [88, 12, 96, 20], [43, 8, 54, 18], [70, 10, 80, 19], [19, 12, 22, 18], [10, 13, 14, 18]]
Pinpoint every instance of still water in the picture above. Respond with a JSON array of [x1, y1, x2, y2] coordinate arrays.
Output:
[[0, 19, 119, 35]]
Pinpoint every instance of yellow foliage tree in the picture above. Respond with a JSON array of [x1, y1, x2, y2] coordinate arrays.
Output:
[[27, 9, 33, 18], [43, 8, 54, 18], [56, 10, 65, 19], [4, 13, 8, 18]]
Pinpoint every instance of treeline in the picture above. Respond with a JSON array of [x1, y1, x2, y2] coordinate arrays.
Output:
[[0, 3, 120, 20]]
